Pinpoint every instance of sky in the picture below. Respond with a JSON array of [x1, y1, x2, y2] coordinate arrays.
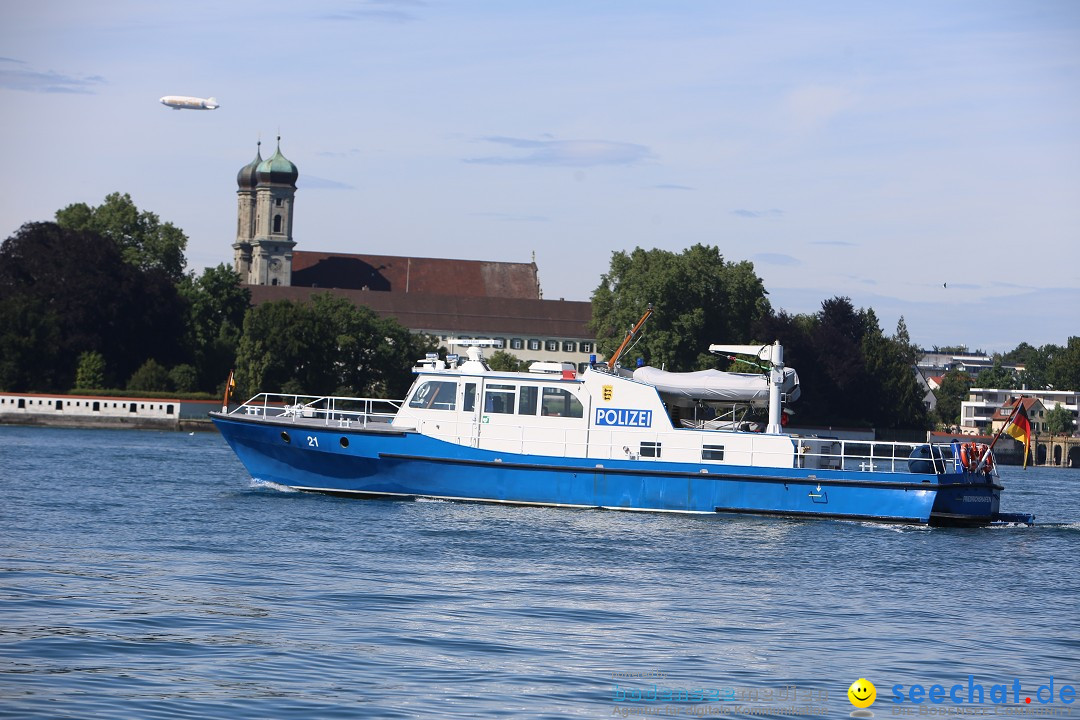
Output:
[[2, 1, 1078, 353]]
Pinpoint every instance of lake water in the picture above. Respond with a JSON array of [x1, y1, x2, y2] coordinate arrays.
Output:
[[2, 425, 1078, 719]]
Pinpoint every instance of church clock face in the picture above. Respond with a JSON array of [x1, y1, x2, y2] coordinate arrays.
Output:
[[269, 259, 281, 271]]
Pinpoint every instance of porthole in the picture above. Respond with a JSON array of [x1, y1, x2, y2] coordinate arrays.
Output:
[[281, 431, 291, 443], [340, 437, 349, 448]]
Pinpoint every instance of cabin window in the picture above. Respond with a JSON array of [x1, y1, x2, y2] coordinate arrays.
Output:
[[518, 386, 538, 416], [545, 340, 559, 352], [510, 338, 524, 350], [463, 383, 477, 412], [528, 339, 541, 351], [702, 445, 725, 461], [580, 342, 593, 353], [484, 384, 516, 414], [409, 381, 458, 410], [541, 387, 583, 418], [641, 441, 662, 458], [562, 341, 576, 353]]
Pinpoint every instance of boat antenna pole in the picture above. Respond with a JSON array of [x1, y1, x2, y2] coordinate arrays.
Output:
[[608, 304, 652, 370], [975, 396, 1023, 473]]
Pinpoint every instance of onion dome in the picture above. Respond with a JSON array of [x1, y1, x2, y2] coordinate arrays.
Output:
[[256, 136, 299, 188], [236, 141, 262, 190]]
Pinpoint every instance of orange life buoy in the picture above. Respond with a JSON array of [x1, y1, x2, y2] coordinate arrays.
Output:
[[959, 442, 993, 473], [959, 442, 977, 472]]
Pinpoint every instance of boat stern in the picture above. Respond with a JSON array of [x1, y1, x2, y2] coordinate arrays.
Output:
[[928, 475, 1001, 526]]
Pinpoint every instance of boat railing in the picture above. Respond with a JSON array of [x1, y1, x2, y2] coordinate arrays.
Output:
[[790, 437, 964, 475], [229, 393, 403, 428], [404, 416, 975, 475]]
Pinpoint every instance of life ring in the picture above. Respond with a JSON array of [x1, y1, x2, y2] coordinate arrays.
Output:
[[959, 442, 978, 472], [959, 442, 993, 473]]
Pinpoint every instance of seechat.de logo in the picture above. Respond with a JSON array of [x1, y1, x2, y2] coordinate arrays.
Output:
[[849, 678, 877, 717]]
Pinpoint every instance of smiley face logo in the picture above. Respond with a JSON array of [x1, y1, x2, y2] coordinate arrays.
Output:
[[848, 678, 877, 708]]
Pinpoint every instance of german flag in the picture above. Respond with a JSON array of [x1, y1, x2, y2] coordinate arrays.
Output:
[[1005, 408, 1031, 469], [222, 370, 236, 412]]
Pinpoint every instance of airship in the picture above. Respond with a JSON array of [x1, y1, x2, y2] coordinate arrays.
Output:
[[160, 95, 219, 110]]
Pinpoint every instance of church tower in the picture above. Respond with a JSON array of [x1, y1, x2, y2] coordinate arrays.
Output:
[[233, 141, 261, 279], [234, 137, 298, 285]]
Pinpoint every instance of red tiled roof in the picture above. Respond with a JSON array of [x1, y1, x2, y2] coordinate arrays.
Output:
[[290, 250, 540, 300], [247, 285, 593, 339], [991, 396, 1041, 420]]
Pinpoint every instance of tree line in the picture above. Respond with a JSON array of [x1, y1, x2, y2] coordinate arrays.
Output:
[[1, 196, 1075, 431], [589, 245, 1079, 431], [0, 194, 434, 400]]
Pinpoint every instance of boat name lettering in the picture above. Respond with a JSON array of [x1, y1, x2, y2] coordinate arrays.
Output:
[[595, 408, 653, 427], [961, 496, 992, 503]]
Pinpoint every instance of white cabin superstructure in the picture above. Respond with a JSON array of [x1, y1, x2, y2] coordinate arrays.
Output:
[[393, 347, 798, 469]]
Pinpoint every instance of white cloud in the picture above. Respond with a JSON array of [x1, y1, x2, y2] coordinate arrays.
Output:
[[0, 57, 105, 94]]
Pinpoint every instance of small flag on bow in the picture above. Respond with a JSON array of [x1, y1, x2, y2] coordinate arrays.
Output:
[[1005, 405, 1031, 469]]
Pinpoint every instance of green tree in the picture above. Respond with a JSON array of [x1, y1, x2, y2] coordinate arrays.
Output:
[[316, 293, 435, 398], [0, 222, 187, 391], [1003, 342, 1040, 366], [1046, 336, 1080, 392], [751, 303, 929, 429], [127, 359, 172, 392], [590, 245, 770, 371], [862, 316, 929, 429], [0, 294, 62, 391], [56, 192, 188, 283], [1013, 343, 1059, 390], [234, 293, 435, 399], [487, 350, 530, 372], [934, 369, 972, 428], [178, 264, 251, 391], [976, 357, 1017, 390], [1045, 405, 1077, 436], [74, 351, 106, 391], [169, 364, 200, 393]]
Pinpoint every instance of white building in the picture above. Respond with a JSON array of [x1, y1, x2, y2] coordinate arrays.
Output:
[[960, 388, 1079, 435]]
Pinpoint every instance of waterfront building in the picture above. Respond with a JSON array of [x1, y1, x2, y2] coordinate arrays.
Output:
[[960, 387, 1079, 435], [0, 392, 219, 430]]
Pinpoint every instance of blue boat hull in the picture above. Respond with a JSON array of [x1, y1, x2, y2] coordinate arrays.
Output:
[[212, 415, 1002, 525]]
